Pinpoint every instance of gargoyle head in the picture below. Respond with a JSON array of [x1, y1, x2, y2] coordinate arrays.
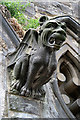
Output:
[[39, 16, 67, 50]]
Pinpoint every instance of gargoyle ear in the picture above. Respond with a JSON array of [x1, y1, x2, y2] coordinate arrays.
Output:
[[39, 16, 49, 26]]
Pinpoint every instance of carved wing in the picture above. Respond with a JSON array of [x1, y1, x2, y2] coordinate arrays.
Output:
[[8, 28, 39, 67]]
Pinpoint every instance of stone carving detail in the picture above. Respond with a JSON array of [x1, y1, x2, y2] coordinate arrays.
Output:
[[10, 16, 66, 97]]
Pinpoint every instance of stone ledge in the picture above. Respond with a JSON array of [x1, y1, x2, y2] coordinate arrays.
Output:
[[9, 94, 42, 116], [8, 111, 39, 118]]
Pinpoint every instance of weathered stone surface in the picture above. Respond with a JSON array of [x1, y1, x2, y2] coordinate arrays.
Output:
[[34, 1, 71, 11], [78, 1, 80, 19], [8, 111, 39, 118], [53, 2, 71, 14], [34, 1, 64, 16], [43, 83, 59, 118], [0, 43, 8, 119], [19, 0, 80, 22], [9, 94, 41, 116], [33, 2, 50, 9], [35, 6, 58, 16], [25, 3, 36, 17], [32, 0, 80, 22], [71, 2, 80, 19], [55, 97, 68, 118]]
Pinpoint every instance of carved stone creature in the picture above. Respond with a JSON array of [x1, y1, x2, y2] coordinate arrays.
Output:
[[11, 16, 66, 97]]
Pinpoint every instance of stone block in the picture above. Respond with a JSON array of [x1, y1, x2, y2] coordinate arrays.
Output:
[[8, 111, 39, 118], [9, 94, 41, 116]]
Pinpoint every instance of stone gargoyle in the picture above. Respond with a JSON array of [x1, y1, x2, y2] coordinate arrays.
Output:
[[10, 16, 66, 97]]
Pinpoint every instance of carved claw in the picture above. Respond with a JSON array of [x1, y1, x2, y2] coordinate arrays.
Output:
[[25, 89, 32, 97], [32, 89, 41, 98], [20, 86, 26, 96], [20, 85, 46, 98], [20, 86, 32, 97], [31, 87, 46, 98], [10, 80, 19, 91], [11, 80, 22, 91], [16, 81, 22, 90], [38, 87, 46, 96]]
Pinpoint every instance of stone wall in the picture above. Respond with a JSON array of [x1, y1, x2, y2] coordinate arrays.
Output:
[[24, 0, 80, 23]]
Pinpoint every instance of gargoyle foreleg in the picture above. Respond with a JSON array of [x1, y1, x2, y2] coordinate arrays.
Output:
[[20, 57, 43, 96], [13, 54, 29, 90]]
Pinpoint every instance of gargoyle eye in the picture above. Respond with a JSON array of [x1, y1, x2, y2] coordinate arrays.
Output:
[[46, 22, 58, 28]]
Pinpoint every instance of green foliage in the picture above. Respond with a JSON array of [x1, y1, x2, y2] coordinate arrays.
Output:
[[0, 0, 39, 30], [24, 18, 39, 30], [0, 0, 29, 17]]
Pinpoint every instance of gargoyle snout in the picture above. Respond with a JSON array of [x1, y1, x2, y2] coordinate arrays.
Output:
[[57, 29, 66, 37], [52, 28, 66, 37]]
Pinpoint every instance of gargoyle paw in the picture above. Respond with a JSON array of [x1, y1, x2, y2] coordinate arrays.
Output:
[[11, 80, 19, 91], [38, 87, 46, 96], [11, 80, 22, 91], [20, 86, 32, 97]]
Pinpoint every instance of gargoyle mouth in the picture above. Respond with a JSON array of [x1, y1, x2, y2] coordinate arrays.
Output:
[[41, 28, 66, 49], [48, 32, 66, 49]]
